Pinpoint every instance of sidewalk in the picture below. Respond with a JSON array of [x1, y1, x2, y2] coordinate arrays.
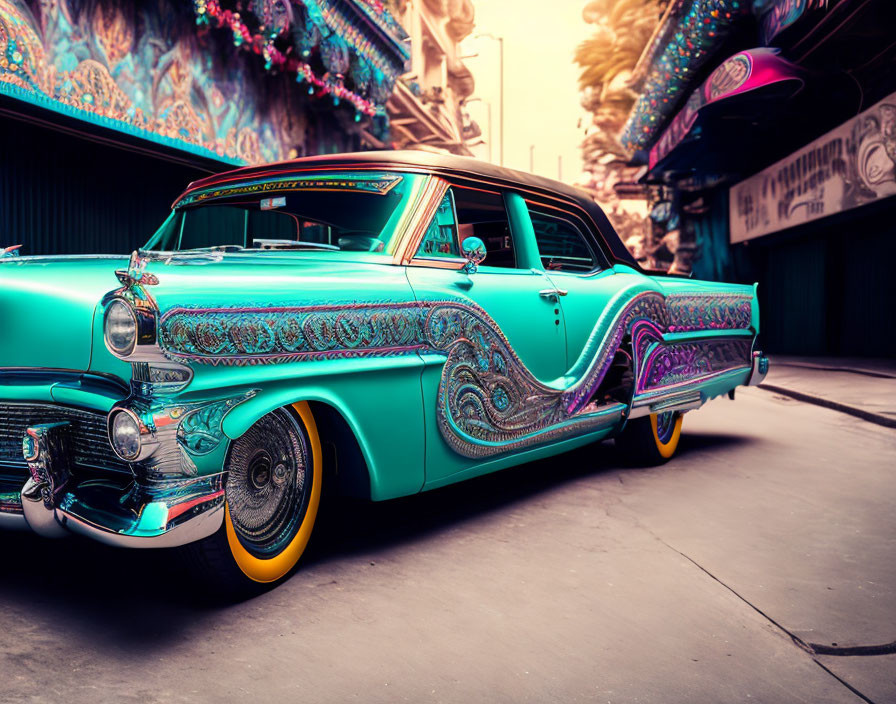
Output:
[[759, 356, 896, 428]]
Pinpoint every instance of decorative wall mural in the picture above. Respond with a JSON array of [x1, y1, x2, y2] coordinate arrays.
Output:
[[158, 291, 755, 458], [0, 0, 405, 164]]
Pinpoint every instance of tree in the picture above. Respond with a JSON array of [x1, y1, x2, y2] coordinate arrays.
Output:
[[575, 0, 667, 263]]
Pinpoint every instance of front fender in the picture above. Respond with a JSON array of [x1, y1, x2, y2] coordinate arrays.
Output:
[[220, 357, 426, 501]]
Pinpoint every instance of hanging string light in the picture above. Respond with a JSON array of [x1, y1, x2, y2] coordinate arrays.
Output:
[[192, 0, 403, 118]]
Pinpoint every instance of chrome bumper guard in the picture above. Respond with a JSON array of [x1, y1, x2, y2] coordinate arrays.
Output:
[[6, 420, 224, 547], [747, 351, 770, 386], [18, 476, 224, 548]]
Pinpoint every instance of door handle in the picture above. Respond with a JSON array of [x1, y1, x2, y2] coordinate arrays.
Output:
[[539, 288, 568, 300]]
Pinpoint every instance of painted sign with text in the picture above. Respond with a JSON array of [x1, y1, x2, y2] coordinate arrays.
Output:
[[729, 91, 896, 243]]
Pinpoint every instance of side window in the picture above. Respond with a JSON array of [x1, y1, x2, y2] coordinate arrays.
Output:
[[452, 187, 516, 269], [417, 190, 460, 258], [414, 186, 518, 269], [530, 210, 598, 273]]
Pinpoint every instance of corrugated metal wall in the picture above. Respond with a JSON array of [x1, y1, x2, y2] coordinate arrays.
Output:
[[0, 115, 211, 255], [748, 199, 896, 357]]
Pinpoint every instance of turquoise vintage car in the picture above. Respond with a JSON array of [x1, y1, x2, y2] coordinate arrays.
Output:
[[0, 152, 768, 590]]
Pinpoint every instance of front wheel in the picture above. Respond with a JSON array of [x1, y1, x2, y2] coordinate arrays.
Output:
[[179, 402, 322, 596], [615, 411, 683, 466]]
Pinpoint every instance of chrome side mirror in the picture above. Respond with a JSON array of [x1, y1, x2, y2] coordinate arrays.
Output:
[[461, 236, 486, 274]]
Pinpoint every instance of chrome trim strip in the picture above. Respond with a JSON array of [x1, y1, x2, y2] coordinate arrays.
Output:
[[0, 368, 129, 391]]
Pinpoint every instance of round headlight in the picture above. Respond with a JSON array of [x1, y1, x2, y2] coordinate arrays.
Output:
[[110, 410, 142, 461], [105, 299, 137, 356]]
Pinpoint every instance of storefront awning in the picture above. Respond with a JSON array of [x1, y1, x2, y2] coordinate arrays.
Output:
[[645, 49, 808, 181]]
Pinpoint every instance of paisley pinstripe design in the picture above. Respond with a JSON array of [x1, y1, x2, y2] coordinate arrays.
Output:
[[156, 292, 754, 458]]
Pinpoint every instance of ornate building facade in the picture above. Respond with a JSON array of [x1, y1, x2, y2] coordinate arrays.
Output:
[[379, 0, 476, 154], [0, 0, 413, 254], [1, 0, 411, 163]]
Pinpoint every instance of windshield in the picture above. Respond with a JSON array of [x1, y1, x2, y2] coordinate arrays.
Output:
[[144, 171, 420, 254]]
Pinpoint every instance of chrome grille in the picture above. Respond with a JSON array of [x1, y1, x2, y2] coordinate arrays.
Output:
[[0, 463, 28, 501], [0, 403, 131, 474]]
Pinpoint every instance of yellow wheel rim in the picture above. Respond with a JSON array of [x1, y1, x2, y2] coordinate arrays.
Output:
[[225, 402, 322, 583], [650, 412, 683, 459]]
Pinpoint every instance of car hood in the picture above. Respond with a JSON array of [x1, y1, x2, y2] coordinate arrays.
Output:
[[131, 251, 406, 308], [0, 252, 414, 377], [0, 255, 129, 373]]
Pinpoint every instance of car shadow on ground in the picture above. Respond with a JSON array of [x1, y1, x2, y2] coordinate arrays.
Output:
[[0, 430, 750, 644], [307, 430, 752, 564]]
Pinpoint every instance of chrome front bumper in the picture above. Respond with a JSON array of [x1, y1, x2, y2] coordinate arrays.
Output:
[[0, 370, 240, 547], [2, 414, 225, 547], [6, 475, 225, 547]]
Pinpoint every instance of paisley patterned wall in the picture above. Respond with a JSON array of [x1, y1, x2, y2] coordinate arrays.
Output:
[[0, 0, 371, 164]]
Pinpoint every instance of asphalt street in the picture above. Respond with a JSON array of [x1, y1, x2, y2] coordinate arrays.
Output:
[[1, 388, 894, 703]]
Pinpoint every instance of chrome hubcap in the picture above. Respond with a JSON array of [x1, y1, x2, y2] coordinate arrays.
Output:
[[226, 409, 310, 558]]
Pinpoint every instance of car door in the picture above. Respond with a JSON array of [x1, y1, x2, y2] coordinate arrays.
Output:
[[406, 185, 568, 381], [405, 184, 569, 484], [525, 203, 624, 370]]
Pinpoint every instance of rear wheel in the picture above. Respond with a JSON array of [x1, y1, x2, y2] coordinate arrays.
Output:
[[179, 402, 322, 596], [615, 411, 683, 466]]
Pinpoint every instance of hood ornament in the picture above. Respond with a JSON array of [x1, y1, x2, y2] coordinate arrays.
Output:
[[115, 250, 159, 287], [1, 244, 22, 258]]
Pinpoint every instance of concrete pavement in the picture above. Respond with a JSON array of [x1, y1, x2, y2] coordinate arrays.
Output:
[[0, 388, 894, 703], [761, 356, 896, 428]]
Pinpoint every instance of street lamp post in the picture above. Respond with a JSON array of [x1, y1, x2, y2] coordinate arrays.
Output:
[[474, 33, 504, 166], [484, 100, 493, 164], [465, 97, 493, 163]]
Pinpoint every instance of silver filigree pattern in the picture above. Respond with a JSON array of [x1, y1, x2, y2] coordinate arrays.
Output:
[[640, 339, 753, 390], [665, 293, 753, 332], [160, 302, 430, 365], [155, 291, 755, 459], [424, 302, 626, 458]]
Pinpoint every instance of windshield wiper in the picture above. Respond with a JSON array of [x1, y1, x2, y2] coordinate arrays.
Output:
[[252, 239, 339, 251], [175, 244, 245, 253]]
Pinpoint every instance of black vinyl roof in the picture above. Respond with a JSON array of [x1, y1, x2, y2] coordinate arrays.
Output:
[[183, 150, 638, 267]]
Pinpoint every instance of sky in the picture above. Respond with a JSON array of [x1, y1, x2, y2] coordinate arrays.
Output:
[[460, 1, 593, 183]]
